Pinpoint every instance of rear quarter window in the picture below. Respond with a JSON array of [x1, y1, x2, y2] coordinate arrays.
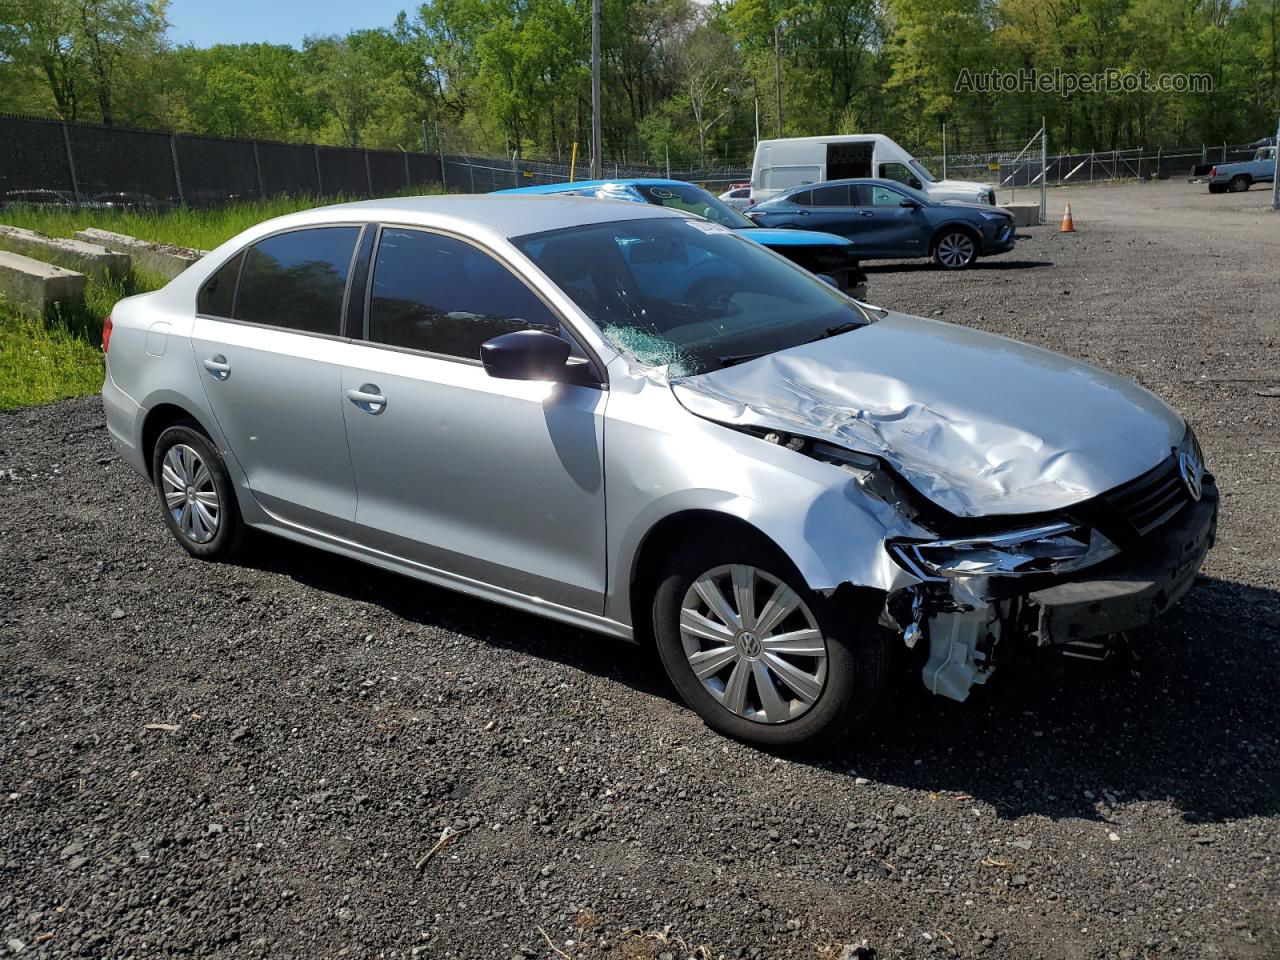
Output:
[[196, 252, 243, 318]]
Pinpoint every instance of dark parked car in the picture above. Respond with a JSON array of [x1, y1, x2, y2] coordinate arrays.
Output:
[[748, 179, 1016, 269], [94, 191, 163, 211], [1, 189, 107, 210]]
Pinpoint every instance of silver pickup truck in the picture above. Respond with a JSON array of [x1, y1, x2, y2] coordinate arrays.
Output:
[[1208, 146, 1277, 193]]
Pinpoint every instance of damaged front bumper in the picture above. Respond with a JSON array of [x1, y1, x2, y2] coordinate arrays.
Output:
[[886, 477, 1218, 701]]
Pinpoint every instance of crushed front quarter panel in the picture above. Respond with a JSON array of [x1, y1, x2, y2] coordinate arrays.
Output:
[[600, 364, 929, 627]]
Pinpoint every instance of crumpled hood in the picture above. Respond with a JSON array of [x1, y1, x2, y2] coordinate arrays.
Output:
[[671, 312, 1185, 517], [736, 227, 854, 249]]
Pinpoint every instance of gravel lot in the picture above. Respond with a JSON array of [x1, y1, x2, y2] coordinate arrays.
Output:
[[2, 180, 1278, 960]]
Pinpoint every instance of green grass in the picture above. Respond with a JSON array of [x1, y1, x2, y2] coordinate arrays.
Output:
[[5, 195, 347, 251], [0, 187, 447, 410], [2, 185, 446, 251], [0, 271, 167, 410], [0, 310, 106, 410]]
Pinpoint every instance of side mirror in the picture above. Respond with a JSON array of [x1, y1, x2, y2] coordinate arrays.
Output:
[[899, 198, 921, 209], [908, 177, 923, 190], [481, 329, 572, 382]]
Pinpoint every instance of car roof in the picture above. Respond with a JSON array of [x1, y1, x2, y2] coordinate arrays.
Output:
[[498, 178, 700, 195], [756, 134, 892, 146], [781, 178, 908, 190], [259, 192, 690, 239]]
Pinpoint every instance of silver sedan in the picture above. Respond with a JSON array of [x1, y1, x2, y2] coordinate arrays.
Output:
[[103, 195, 1217, 747]]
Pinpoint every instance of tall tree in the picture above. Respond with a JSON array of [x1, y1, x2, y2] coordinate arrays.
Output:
[[0, 0, 167, 123]]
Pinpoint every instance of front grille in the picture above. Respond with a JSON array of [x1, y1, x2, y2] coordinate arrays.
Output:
[[1103, 456, 1189, 536]]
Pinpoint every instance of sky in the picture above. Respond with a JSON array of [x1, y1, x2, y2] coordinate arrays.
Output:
[[165, 0, 413, 48]]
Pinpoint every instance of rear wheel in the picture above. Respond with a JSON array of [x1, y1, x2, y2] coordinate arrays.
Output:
[[932, 229, 978, 269], [151, 422, 245, 561], [652, 534, 891, 748], [1229, 175, 1250, 192]]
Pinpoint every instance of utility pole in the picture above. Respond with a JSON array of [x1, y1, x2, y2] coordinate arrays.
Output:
[[754, 96, 761, 146], [941, 122, 947, 179], [773, 23, 783, 137], [591, 0, 603, 179], [1040, 117, 1048, 225], [1272, 117, 1279, 211]]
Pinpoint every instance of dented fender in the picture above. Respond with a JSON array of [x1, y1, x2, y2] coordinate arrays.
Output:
[[601, 366, 925, 628]]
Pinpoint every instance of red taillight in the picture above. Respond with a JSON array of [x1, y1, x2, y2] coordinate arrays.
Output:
[[102, 314, 112, 353], [1210, 166, 1217, 177]]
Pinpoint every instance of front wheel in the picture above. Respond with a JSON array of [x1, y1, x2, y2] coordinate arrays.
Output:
[[151, 422, 246, 561], [933, 229, 978, 269], [1229, 175, 1250, 192], [652, 535, 891, 748]]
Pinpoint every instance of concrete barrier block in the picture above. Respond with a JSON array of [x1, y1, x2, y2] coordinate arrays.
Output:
[[1001, 202, 1042, 227], [0, 251, 87, 315], [0, 224, 131, 282], [73, 228, 206, 280]]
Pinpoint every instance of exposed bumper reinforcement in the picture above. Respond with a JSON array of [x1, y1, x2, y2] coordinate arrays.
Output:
[[1028, 486, 1218, 646]]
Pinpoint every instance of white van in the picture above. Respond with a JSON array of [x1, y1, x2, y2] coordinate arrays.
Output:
[[751, 134, 996, 206]]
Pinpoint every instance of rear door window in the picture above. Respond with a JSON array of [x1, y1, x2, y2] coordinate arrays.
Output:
[[366, 228, 564, 361], [235, 227, 360, 335], [808, 184, 853, 207], [197, 251, 243, 318]]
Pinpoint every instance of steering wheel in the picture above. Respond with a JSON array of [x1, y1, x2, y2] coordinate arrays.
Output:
[[683, 274, 738, 316]]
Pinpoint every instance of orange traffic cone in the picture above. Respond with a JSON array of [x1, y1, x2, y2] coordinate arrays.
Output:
[[1060, 203, 1075, 232]]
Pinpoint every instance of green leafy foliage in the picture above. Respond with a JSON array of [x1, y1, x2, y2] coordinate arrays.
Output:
[[3, 0, 1277, 163]]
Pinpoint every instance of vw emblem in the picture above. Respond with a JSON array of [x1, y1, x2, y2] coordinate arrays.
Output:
[[737, 631, 763, 659], [1178, 448, 1203, 502]]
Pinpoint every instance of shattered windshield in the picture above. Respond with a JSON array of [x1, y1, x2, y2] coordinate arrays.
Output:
[[514, 217, 869, 376], [632, 183, 756, 229]]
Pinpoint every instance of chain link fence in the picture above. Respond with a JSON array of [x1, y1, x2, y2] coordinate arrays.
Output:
[[3, 112, 1261, 213], [920, 141, 1265, 190], [440, 153, 751, 194], [0, 113, 443, 208]]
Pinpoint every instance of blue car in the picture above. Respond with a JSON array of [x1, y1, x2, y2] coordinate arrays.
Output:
[[497, 178, 868, 296], [747, 179, 1016, 270]]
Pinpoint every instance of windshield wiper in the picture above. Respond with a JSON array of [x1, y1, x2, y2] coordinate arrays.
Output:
[[718, 350, 773, 368], [719, 320, 867, 369], [804, 320, 865, 344]]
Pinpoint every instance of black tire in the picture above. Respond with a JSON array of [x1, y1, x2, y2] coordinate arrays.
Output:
[[151, 421, 246, 561], [932, 228, 979, 270], [1207, 183, 1228, 194], [1229, 175, 1250, 192], [651, 532, 892, 749]]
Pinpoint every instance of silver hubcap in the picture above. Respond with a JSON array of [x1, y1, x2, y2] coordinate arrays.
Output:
[[937, 233, 975, 267], [679, 564, 828, 724], [160, 443, 220, 544]]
